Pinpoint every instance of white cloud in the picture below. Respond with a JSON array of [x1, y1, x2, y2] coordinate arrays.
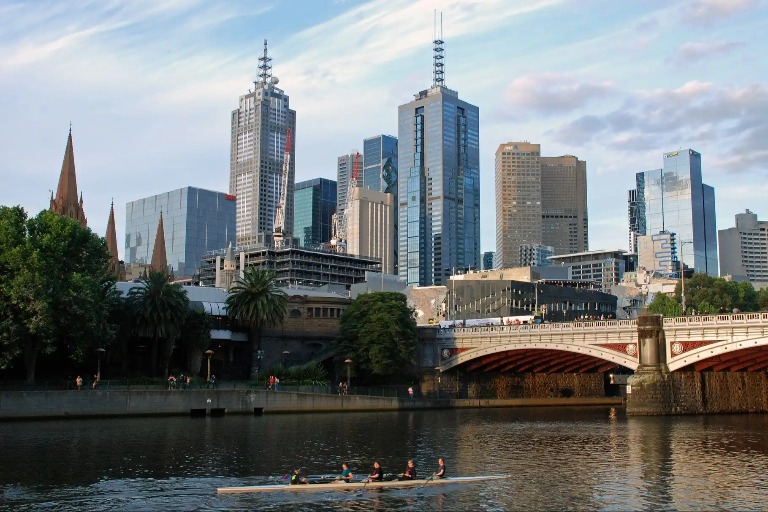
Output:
[[676, 40, 743, 61], [684, 0, 760, 24], [499, 73, 615, 118]]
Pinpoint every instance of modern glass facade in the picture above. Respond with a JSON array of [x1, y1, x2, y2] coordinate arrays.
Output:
[[635, 149, 718, 276], [362, 135, 398, 195], [293, 178, 337, 249], [397, 85, 480, 286], [336, 150, 361, 216], [125, 187, 236, 278]]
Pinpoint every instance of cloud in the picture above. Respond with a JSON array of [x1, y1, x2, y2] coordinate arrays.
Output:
[[499, 73, 616, 118], [683, 0, 760, 23], [675, 40, 743, 61]]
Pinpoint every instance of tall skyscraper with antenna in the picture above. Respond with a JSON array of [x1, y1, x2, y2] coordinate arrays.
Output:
[[397, 15, 480, 286], [230, 40, 296, 247]]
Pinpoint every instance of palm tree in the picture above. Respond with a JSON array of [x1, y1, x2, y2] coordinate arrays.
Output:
[[127, 271, 189, 377], [226, 268, 287, 379]]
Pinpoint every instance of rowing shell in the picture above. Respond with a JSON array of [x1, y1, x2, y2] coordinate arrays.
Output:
[[217, 474, 511, 494]]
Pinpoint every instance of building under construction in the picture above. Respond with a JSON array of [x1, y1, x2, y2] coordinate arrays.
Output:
[[199, 245, 381, 289]]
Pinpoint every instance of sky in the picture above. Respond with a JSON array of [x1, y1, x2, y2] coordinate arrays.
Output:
[[1, 0, 766, 262]]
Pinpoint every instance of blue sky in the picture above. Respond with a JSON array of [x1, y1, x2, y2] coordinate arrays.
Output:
[[1, 0, 766, 262]]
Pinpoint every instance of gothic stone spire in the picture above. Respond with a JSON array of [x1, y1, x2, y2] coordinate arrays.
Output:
[[105, 200, 120, 277], [50, 127, 87, 228], [150, 211, 168, 274]]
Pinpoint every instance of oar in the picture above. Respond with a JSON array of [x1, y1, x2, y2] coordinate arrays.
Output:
[[412, 473, 436, 493]]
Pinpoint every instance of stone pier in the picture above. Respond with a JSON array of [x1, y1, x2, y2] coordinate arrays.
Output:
[[626, 314, 675, 415]]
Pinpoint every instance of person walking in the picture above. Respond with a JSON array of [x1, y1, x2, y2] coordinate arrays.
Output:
[[408, 386, 414, 399], [75, 375, 83, 390]]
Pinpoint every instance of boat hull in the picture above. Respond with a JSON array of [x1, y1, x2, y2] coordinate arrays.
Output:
[[217, 474, 510, 494]]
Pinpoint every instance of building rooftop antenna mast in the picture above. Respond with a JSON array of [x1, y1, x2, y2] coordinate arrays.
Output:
[[257, 39, 272, 88], [433, 10, 444, 87]]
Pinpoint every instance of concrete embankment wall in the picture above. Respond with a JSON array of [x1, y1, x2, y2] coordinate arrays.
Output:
[[0, 390, 622, 420], [628, 371, 768, 415]]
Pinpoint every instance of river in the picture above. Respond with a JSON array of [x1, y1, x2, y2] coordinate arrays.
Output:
[[2, 407, 767, 511]]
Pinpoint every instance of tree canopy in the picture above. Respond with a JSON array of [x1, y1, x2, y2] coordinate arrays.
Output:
[[0, 207, 118, 382], [649, 273, 768, 316], [335, 292, 418, 382], [225, 268, 287, 379]]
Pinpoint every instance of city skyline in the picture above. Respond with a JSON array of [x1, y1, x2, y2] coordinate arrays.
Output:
[[1, 0, 766, 259]]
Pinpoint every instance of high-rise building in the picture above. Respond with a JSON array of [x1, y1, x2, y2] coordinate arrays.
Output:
[[718, 209, 768, 283], [541, 155, 588, 255], [548, 250, 630, 291], [336, 150, 361, 218], [125, 187, 236, 279], [495, 144, 589, 269], [519, 243, 554, 267], [397, 30, 480, 286], [346, 187, 396, 274], [362, 135, 398, 194], [482, 251, 495, 271], [50, 128, 87, 228], [495, 142, 542, 269], [293, 178, 337, 249], [637, 231, 678, 277], [634, 149, 718, 276], [230, 40, 296, 247], [627, 188, 643, 253]]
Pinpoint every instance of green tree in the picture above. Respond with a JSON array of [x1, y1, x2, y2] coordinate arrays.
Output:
[[225, 268, 287, 379], [335, 292, 417, 381], [0, 207, 118, 382], [647, 292, 681, 317], [127, 271, 189, 377], [758, 287, 768, 311]]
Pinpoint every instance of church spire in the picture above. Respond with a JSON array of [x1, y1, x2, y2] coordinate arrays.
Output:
[[150, 211, 168, 275], [105, 200, 120, 278], [50, 127, 87, 228]]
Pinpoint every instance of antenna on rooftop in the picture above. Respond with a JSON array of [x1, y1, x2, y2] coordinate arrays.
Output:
[[432, 11, 445, 87], [257, 39, 272, 88]]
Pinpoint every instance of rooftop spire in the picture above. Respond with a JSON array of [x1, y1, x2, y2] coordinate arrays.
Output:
[[150, 211, 168, 274], [432, 11, 445, 87], [50, 127, 87, 228], [105, 200, 120, 278], [257, 39, 272, 87]]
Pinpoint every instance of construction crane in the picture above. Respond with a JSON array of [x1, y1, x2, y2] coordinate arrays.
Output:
[[330, 151, 360, 253], [273, 128, 291, 250]]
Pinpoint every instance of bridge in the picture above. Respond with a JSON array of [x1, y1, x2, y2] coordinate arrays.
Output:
[[434, 312, 768, 374]]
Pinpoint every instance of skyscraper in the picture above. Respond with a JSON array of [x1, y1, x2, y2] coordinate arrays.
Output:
[[541, 155, 588, 255], [293, 178, 337, 249], [362, 135, 398, 194], [634, 149, 718, 276], [346, 187, 396, 274], [495, 142, 542, 269], [336, 150, 361, 219], [230, 40, 296, 247], [718, 209, 768, 283], [397, 30, 480, 286]]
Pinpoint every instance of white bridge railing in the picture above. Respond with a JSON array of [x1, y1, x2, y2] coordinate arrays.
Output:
[[435, 312, 768, 339]]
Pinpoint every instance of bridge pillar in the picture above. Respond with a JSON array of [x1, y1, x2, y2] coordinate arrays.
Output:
[[627, 314, 674, 415]]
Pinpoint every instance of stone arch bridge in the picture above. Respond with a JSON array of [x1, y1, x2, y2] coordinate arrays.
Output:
[[431, 313, 768, 374]]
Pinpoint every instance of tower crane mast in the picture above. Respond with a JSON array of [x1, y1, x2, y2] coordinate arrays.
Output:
[[273, 129, 291, 249]]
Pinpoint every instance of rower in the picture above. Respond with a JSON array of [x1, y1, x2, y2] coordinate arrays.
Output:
[[367, 461, 383, 482], [398, 459, 416, 480], [290, 468, 307, 485], [338, 462, 353, 482], [434, 457, 446, 479]]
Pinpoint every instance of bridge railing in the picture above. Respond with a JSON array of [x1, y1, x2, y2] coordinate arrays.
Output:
[[436, 319, 638, 337], [663, 312, 768, 326]]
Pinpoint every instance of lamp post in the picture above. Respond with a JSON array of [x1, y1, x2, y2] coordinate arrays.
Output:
[[680, 240, 693, 315], [435, 367, 441, 399], [282, 350, 290, 367], [344, 358, 352, 391], [96, 348, 106, 382], [205, 349, 214, 383]]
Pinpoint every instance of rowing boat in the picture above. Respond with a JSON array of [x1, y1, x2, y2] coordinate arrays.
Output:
[[217, 474, 511, 494]]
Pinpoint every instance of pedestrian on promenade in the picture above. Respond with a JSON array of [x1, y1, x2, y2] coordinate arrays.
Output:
[[275, 377, 279, 391], [92, 375, 98, 390], [75, 375, 83, 390], [168, 374, 176, 390], [210, 375, 216, 388], [408, 386, 414, 399]]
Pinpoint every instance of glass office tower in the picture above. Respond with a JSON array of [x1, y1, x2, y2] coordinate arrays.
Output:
[[125, 187, 236, 278], [293, 178, 337, 249], [397, 85, 480, 286], [362, 134, 398, 195], [635, 149, 718, 276]]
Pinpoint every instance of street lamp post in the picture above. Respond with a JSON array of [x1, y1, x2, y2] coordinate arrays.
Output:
[[344, 358, 352, 392], [96, 348, 106, 382], [205, 349, 214, 383], [282, 350, 290, 367]]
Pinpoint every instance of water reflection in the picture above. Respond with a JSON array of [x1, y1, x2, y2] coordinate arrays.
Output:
[[1, 408, 767, 511]]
